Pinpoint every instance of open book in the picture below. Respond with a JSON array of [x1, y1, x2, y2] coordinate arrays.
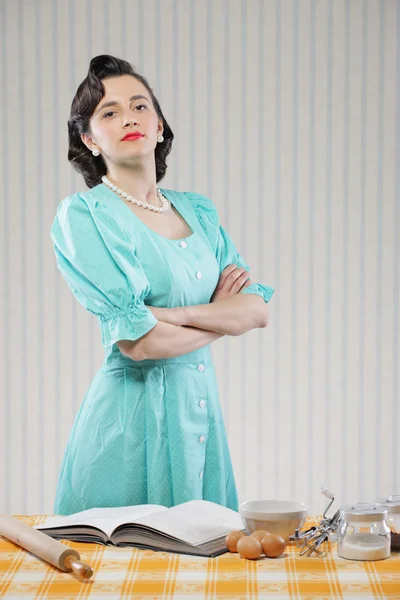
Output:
[[33, 499, 247, 558]]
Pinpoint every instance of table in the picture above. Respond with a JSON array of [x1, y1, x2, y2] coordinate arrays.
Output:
[[1, 515, 399, 598]]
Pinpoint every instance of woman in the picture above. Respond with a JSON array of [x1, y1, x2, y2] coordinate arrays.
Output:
[[51, 54, 274, 516]]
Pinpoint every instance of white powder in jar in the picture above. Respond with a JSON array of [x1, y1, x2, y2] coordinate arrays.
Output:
[[338, 533, 390, 561]]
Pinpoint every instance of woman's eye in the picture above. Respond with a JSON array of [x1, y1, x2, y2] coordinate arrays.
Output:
[[103, 105, 146, 118]]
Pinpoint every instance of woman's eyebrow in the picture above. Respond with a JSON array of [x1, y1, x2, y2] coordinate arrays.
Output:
[[96, 94, 149, 114]]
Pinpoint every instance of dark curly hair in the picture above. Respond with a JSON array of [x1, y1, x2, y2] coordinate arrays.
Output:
[[67, 55, 174, 189]]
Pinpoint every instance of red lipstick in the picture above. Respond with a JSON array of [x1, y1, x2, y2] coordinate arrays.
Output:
[[121, 132, 144, 141]]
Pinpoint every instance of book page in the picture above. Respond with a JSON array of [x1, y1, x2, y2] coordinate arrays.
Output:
[[132, 500, 245, 546], [33, 504, 168, 539]]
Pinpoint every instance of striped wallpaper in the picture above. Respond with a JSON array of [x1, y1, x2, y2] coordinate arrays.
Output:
[[0, 0, 399, 517]]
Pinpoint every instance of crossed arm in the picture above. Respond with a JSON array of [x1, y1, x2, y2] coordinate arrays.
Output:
[[117, 294, 269, 361]]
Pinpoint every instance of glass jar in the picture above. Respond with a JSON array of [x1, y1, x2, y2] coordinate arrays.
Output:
[[337, 503, 390, 561], [375, 495, 400, 552]]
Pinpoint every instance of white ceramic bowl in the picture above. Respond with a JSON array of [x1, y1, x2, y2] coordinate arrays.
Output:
[[239, 499, 308, 541]]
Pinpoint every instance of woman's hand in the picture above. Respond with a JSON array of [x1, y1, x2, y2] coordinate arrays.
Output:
[[145, 263, 253, 324], [210, 264, 252, 303]]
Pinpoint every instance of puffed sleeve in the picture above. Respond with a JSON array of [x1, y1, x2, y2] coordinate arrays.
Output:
[[184, 191, 274, 303], [50, 192, 159, 348]]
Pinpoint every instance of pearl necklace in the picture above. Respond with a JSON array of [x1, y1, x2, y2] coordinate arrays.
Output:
[[101, 175, 170, 214]]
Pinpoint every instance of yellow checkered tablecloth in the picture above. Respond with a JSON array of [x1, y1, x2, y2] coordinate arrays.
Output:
[[1, 515, 399, 599]]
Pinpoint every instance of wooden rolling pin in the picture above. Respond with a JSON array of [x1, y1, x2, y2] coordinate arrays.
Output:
[[0, 513, 93, 579]]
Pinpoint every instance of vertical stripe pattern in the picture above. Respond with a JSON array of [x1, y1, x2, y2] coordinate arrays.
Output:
[[0, 0, 398, 515]]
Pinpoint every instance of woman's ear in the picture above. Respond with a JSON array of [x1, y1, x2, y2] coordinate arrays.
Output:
[[80, 132, 94, 151]]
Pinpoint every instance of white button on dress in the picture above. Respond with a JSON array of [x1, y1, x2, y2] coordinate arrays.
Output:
[[195, 271, 202, 280], [198, 435, 206, 443], [199, 470, 204, 479], [199, 399, 206, 408], [197, 364, 205, 372], [179, 240, 187, 248]]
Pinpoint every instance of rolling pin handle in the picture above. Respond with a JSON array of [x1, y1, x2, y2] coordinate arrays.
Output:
[[64, 553, 94, 579]]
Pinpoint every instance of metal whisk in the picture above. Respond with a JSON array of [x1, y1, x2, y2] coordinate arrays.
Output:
[[289, 487, 340, 557]]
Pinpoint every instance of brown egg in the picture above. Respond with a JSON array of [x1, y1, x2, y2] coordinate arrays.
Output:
[[225, 530, 247, 552], [237, 535, 262, 559], [250, 530, 270, 543], [261, 533, 286, 558]]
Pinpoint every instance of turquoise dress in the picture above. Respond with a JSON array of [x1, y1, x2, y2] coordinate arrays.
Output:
[[50, 183, 274, 516]]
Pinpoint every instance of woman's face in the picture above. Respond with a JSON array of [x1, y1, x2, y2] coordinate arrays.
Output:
[[84, 74, 162, 164]]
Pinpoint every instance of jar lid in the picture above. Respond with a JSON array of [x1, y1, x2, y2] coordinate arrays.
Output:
[[340, 502, 387, 522], [374, 495, 400, 514]]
